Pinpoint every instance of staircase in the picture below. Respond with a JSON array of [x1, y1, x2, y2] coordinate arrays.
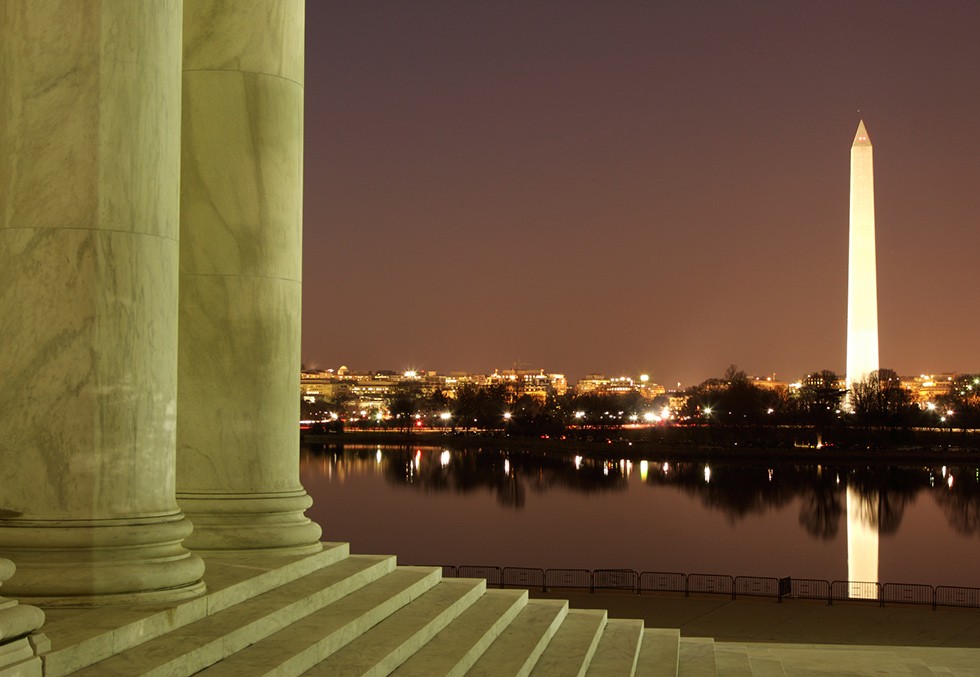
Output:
[[23, 544, 980, 676]]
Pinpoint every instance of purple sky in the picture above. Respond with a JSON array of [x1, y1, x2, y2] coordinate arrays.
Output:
[[302, 1, 980, 387]]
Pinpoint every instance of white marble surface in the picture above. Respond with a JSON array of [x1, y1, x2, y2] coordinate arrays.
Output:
[[0, 0, 203, 604], [177, 0, 319, 555], [183, 0, 304, 84]]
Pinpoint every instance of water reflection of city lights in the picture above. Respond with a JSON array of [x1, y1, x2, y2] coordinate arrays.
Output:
[[767, 468, 773, 482], [704, 465, 711, 483], [414, 450, 421, 472], [942, 466, 948, 478], [640, 460, 649, 481], [603, 465, 608, 476], [375, 449, 382, 464], [440, 450, 450, 467], [948, 474, 954, 489], [574, 455, 582, 470], [504, 458, 510, 476], [662, 462, 670, 475]]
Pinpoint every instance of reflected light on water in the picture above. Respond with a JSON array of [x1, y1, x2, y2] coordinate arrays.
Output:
[[847, 485, 879, 599], [440, 450, 450, 467], [574, 455, 582, 470], [639, 460, 649, 482], [504, 458, 510, 476], [704, 465, 711, 484]]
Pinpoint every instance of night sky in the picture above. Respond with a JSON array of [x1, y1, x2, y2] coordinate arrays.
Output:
[[302, 1, 980, 387]]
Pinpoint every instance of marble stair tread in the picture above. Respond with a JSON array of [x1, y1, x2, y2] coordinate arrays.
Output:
[[584, 618, 644, 677], [529, 608, 607, 677], [712, 645, 753, 677], [198, 566, 444, 677], [634, 628, 681, 677], [747, 655, 787, 677], [302, 576, 487, 676], [38, 543, 351, 676], [677, 637, 717, 677], [765, 648, 936, 677], [465, 599, 569, 677], [69, 554, 396, 677], [392, 588, 529, 677]]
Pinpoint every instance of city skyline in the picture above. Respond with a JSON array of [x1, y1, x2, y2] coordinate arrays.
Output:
[[302, 2, 980, 386]]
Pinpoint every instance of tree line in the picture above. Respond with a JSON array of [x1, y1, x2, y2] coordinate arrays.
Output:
[[302, 365, 980, 442]]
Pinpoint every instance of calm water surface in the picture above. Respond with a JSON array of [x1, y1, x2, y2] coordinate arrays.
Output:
[[301, 444, 980, 588]]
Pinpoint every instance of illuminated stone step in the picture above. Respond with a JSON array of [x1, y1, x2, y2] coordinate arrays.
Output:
[[199, 566, 445, 676], [713, 645, 753, 676], [303, 576, 487, 676], [677, 637, 717, 676], [530, 608, 607, 676], [39, 543, 352, 676], [746, 654, 786, 677], [69, 553, 395, 677], [466, 599, 569, 676], [585, 618, 644, 676], [635, 628, 681, 677], [392, 588, 529, 676]]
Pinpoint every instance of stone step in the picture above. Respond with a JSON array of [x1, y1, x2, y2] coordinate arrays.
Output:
[[635, 628, 681, 677], [764, 647, 937, 676], [199, 566, 444, 676], [40, 543, 351, 677], [70, 553, 395, 677], [585, 618, 644, 676], [466, 599, 569, 677], [393, 588, 529, 677], [303, 576, 487, 676], [746, 655, 786, 677], [530, 608, 607, 677], [713, 645, 753, 677], [677, 637, 716, 677]]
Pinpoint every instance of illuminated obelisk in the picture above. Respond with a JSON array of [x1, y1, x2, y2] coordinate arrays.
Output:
[[845, 120, 879, 390], [845, 121, 880, 597]]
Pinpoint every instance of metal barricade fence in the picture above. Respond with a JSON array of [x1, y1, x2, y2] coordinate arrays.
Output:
[[687, 573, 735, 599], [592, 569, 639, 593], [457, 565, 502, 587], [936, 586, 980, 609], [734, 576, 779, 599], [881, 583, 935, 608], [639, 571, 687, 594], [544, 568, 592, 591], [423, 564, 980, 611], [831, 580, 880, 604], [789, 578, 832, 603], [502, 567, 545, 591]]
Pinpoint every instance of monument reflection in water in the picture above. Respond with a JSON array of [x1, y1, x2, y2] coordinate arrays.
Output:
[[847, 486, 879, 599], [301, 444, 980, 589]]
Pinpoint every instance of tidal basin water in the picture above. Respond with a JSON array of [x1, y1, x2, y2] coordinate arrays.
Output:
[[301, 444, 980, 589]]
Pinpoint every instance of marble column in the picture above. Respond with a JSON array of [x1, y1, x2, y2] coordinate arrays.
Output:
[[0, 1, 205, 605], [177, 0, 322, 555]]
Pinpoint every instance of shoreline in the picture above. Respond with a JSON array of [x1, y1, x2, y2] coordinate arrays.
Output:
[[301, 429, 980, 465]]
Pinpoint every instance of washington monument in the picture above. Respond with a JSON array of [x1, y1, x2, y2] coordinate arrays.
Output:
[[845, 120, 879, 390]]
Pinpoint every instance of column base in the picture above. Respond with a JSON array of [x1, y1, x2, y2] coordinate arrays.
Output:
[[0, 514, 205, 607], [177, 490, 322, 557]]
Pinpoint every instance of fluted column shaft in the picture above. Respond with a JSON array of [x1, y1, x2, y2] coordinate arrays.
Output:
[[0, 1, 205, 604], [177, 0, 321, 555]]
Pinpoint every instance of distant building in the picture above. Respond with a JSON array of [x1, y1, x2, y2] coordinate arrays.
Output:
[[573, 374, 665, 399]]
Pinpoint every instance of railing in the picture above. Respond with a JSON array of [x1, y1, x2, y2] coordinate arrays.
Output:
[[422, 564, 980, 610]]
